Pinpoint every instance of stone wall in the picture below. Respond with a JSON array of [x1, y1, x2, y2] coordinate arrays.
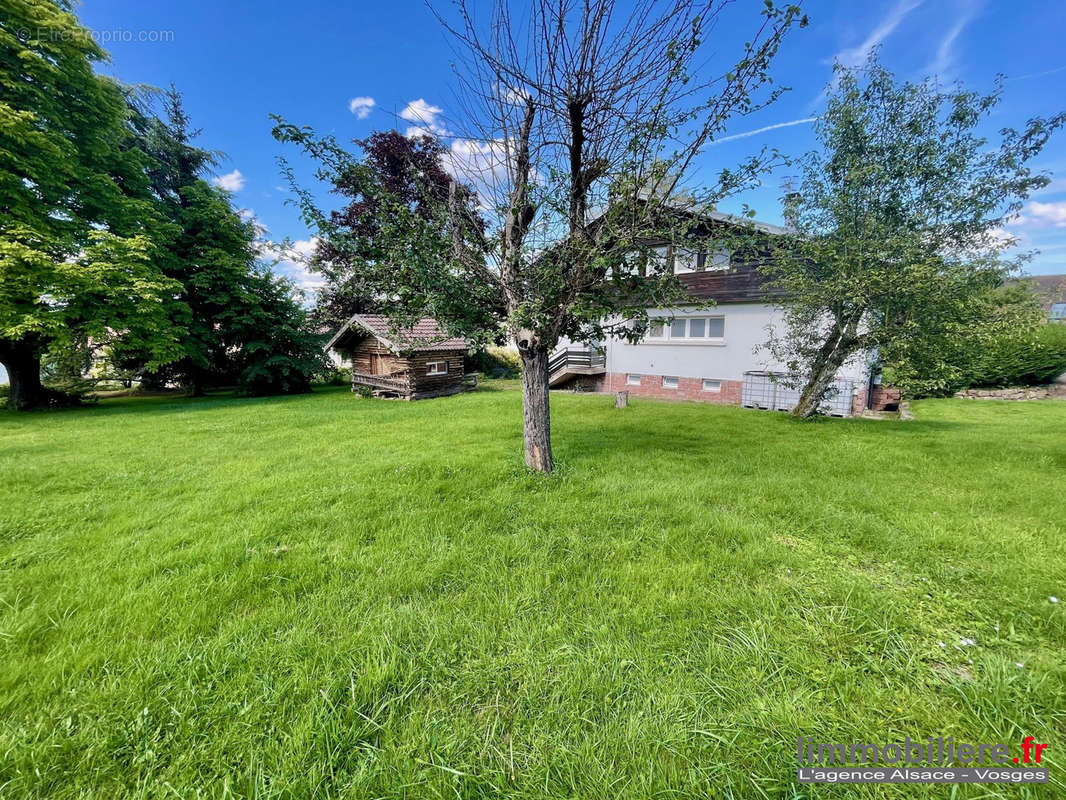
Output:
[[954, 386, 1061, 401]]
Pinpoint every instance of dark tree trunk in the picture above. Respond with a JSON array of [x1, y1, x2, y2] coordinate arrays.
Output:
[[0, 337, 47, 411], [519, 346, 553, 473]]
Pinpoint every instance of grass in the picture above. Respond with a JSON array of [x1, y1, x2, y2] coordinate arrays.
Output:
[[1, 384, 1064, 799]]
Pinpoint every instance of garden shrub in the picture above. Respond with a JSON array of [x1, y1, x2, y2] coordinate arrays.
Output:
[[965, 321, 1066, 388], [468, 346, 521, 378]]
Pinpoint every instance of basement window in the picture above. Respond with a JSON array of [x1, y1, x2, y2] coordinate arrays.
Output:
[[426, 361, 448, 375], [663, 376, 679, 389], [626, 373, 641, 386], [702, 379, 721, 392]]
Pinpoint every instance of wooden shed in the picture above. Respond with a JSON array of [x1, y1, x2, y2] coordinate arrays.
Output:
[[325, 314, 471, 400]]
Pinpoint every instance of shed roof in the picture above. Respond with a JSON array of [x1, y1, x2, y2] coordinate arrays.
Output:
[[325, 314, 470, 354]]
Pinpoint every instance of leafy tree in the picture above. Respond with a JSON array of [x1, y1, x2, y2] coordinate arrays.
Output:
[[227, 270, 327, 395], [0, 0, 182, 409], [305, 130, 486, 330], [276, 0, 803, 471], [764, 54, 1064, 418], [113, 88, 325, 395]]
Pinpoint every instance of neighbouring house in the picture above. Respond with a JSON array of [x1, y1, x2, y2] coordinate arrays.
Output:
[[549, 210, 895, 417], [1019, 274, 1066, 322], [325, 314, 471, 399]]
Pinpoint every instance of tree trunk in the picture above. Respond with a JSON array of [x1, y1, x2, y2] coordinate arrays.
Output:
[[0, 337, 46, 411], [792, 315, 861, 419], [519, 346, 553, 473], [792, 353, 849, 418]]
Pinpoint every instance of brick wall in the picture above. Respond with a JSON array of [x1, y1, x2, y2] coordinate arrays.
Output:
[[601, 373, 744, 405], [869, 386, 901, 411], [559, 371, 895, 414]]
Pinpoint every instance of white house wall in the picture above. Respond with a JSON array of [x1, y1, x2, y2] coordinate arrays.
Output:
[[605, 303, 870, 384]]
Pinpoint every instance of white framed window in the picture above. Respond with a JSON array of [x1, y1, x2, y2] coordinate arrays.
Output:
[[426, 361, 448, 375], [662, 376, 679, 389], [650, 246, 670, 272], [702, 379, 721, 392], [673, 248, 700, 274], [626, 373, 641, 386], [706, 248, 731, 271], [650, 316, 725, 341]]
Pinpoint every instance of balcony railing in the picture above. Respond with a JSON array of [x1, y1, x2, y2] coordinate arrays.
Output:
[[548, 347, 606, 377], [351, 370, 410, 392]]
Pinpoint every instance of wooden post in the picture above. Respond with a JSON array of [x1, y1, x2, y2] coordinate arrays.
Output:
[[615, 390, 628, 408]]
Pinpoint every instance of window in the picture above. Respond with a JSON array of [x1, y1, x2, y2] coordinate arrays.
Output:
[[702, 379, 721, 392], [662, 376, 679, 389], [1052, 303, 1066, 320], [626, 373, 641, 386], [651, 246, 669, 271], [706, 248, 731, 271], [673, 248, 700, 274], [426, 361, 448, 375], [642, 315, 724, 342]]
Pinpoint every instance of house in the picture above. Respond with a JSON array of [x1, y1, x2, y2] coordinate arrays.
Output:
[[548, 211, 896, 416], [1020, 274, 1066, 322], [325, 314, 471, 399]]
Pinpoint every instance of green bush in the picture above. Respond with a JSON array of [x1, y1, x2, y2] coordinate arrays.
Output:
[[967, 321, 1066, 388], [887, 284, 1066, 397], [467, 346, 521, 378], [314, 365, 352, 386]]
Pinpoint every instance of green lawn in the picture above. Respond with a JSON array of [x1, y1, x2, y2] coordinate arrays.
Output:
[[1, 385, 1064, 798]]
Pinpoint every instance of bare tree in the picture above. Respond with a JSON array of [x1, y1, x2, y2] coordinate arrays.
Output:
[[441, 0, 804, 471]]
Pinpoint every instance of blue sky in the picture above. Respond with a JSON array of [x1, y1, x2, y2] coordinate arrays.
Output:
[[78, 0, 1066, 290]]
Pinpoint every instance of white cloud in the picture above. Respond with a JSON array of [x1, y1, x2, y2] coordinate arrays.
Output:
[[709, 117, 816, 146], [261, 238, 325, 293], [1016, 201, 1066, 229], [925, 2, 981, 81], [808, 1, 923, 111], [400, 98, 448, 138], [834, 0, 924, 69], [348, 96, 376, 119], [211, 169, 245, 193], [441, 138, 518, 205]]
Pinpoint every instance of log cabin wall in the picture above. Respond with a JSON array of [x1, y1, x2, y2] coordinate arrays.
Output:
[[344, 335, 466, 399], [405, 350, 465, 398]]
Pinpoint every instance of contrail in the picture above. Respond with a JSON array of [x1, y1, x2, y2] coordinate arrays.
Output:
[[710, 117, 817, 145]]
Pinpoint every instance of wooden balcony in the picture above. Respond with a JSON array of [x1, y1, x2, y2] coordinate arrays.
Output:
[[351, 370, 410, 394], [548, 347, 606, 387]]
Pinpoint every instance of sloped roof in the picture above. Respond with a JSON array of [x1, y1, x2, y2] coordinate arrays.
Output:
[[325, 314, 469, 354], [1015, 274, 1066, 313]]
